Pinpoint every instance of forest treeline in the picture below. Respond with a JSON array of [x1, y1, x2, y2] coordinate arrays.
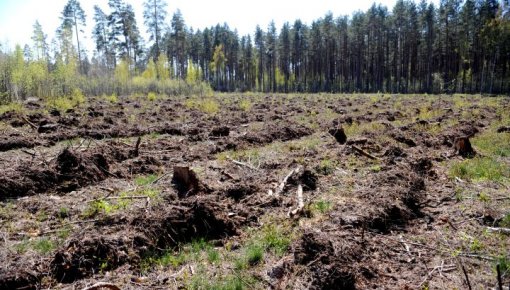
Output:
[[0, 0, 509, 103]]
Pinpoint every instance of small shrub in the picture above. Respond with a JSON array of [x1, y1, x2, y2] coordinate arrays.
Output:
[[105, 93, 118, 103], [147, 92, 157, 101], [200, 98, 219, 115], [47, 97, 73, 112], [70, 88, 86, 105]]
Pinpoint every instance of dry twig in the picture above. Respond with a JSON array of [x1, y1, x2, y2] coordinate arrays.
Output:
[[351, 145, 379, 160], [289, 184, 305, 217], [487, 227, 510, 235], [228, 157, 259, 171], [270, 166, 302, 196], [82, 282, 121, 290]]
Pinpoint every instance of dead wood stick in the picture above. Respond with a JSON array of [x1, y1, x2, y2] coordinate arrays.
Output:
[[487, 227, 510, 235], [20, 149, 36, 156], [102, 195, 150, 201], [151, 172, 172, 185], [82, 282, 121, 290], [458, 253, 496, 261], [459, 260, 472, 290], [21, 116, 38, 130], [289, 184, 304, 217], [133, 136, 141, 157], [272, 166, 302, 196], [497, 264, 503, 290], [351, 145, 379, 160], [418, 264, 457, 287], [228, 157, 259, 171]]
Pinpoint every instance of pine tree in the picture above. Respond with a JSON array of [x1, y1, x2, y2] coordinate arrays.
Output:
[[143, 0, 168, 61], [60, 0, 86, 73], [31, 21, 48, 61]]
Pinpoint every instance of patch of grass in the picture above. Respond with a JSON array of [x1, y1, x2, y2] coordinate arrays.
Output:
[[134, 174, 158, 186], [496, 255, 510, 277], [105, 93, 118, 103], [418, 106, 442, 120], [245, 243, 264, 266], [472, 131, 510, 157], [218, 147, 261, 166], [286, 137, 321, 152], [83, 188, 161, 218], [344, 121, 385, 137], [478, 191, 491, 203], [140, 247, 188, 272], [449, 157, 509, 182], [14, 237, 57, 255], [189, 269, 250, 290], [260, 224, 291, 256], [369, 164, 382, 172], [57, 225, 72, 240], [57, 207, 69, 219], [311, 200, 333, 215], [0, 103, 24, 115], [46, 97, 74, 112], [33, 237, 56, 254], [36, 210, 48, 222], [200, 98, 220, 115], [207, 247, 220, 264], [499, 213, 510, 228], [470, 238, 484, 252], [83, 200, 116, 217], [71, 88, 86, 105], [239, 99, 252, 111], [185, 97, 220, 115], [415, 123, 442, 135], [316, 158, 338, 175]]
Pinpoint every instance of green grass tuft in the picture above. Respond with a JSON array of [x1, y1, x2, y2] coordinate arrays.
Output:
[[245, 243, 264, 266], [449, 157, 509, 182], [134, 174, 158, 186]]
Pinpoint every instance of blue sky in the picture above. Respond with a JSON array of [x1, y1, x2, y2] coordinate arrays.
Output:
[[0, 0, 439, 54]]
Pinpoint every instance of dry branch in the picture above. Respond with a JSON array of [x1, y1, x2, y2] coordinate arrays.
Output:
[[289, 184, 305, 217], [486, 227, 510, 235], [228, 157, 259, 171], [82, 282, 121, 290], [133, 136, 141, 157], [21, 116, 38, 130], [271, 166, 302, 197], [351, 145, 379, 160]]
